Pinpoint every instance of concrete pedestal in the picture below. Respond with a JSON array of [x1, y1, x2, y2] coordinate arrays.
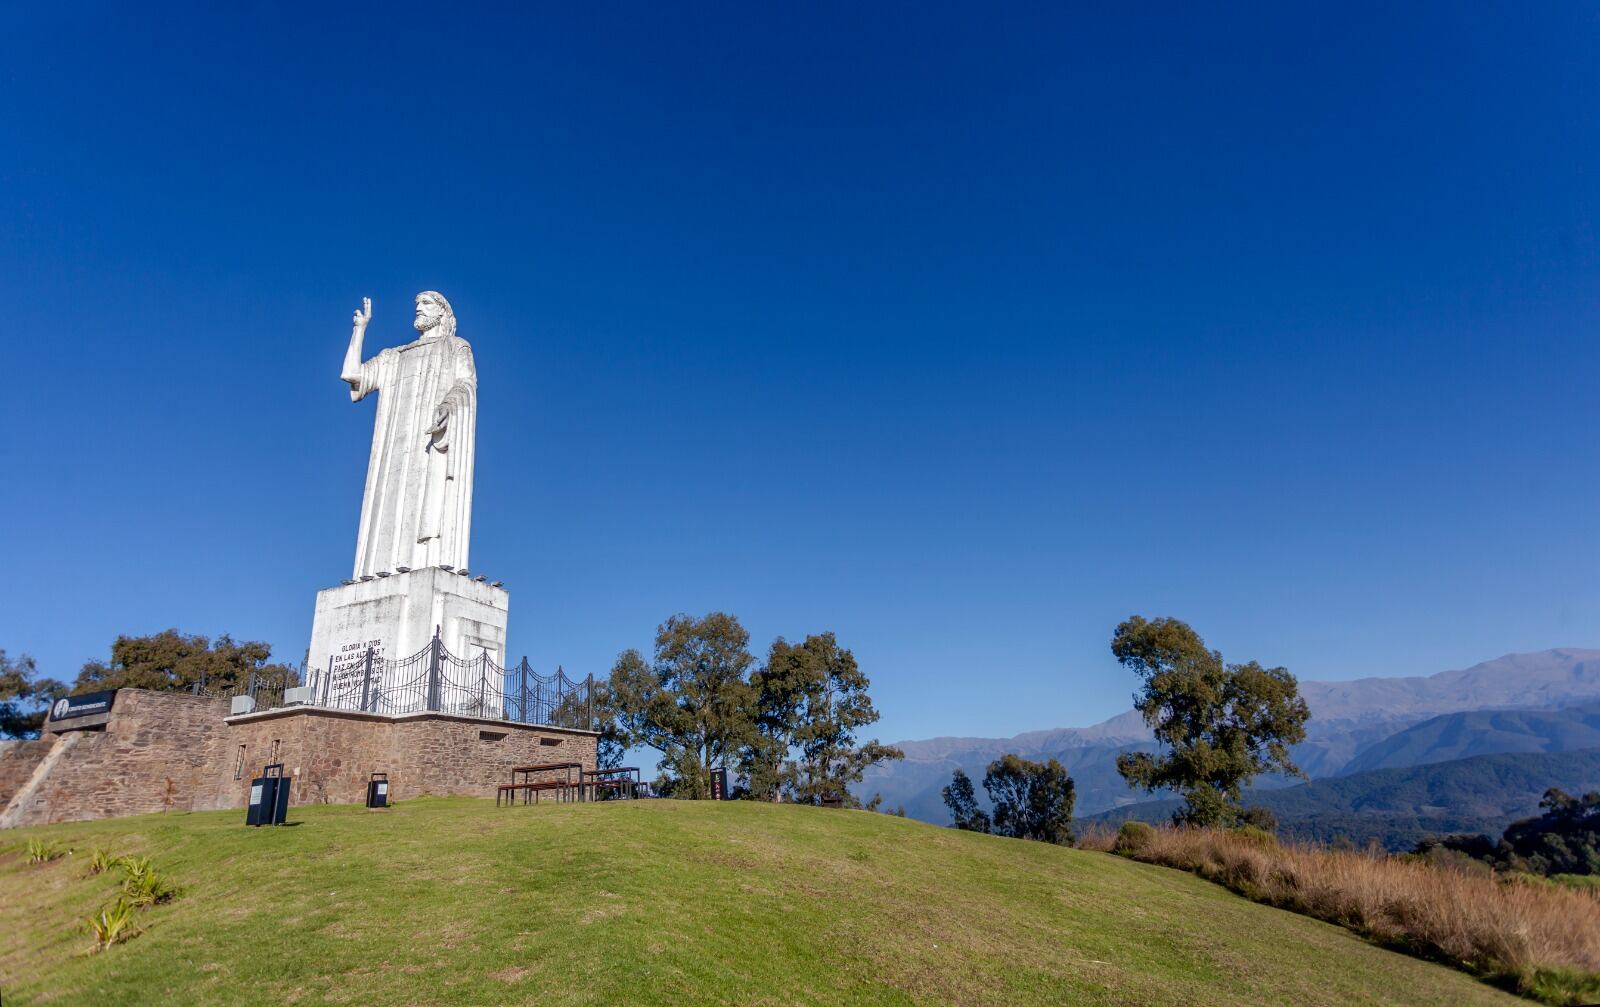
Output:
[[305, 567, 509, 708]]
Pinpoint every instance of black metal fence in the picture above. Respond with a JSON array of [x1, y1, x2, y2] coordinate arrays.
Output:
[[304, 634, 596, 731], [194, 669, 296, 711], [197, 633, 595, 732]]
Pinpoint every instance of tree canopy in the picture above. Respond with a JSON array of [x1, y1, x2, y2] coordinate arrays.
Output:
[[1111, 615, 1309, 827], [0, 651, 66, 739], [74, 629, 296, 694], [942, 768, 991, 833], [943, 755, 1076, 844], [746, 632, 903, 807], [1422, 787, 1600, 877], [603, 615, 901, 802], [607, 612, 758, 800]]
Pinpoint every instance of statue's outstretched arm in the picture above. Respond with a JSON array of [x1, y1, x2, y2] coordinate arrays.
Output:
[[342, 297, 372, 391]]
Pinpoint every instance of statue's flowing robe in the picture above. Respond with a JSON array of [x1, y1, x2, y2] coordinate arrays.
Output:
[[349, 334, 476, 578]]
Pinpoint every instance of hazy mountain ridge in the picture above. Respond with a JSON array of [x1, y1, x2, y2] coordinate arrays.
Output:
[[1298, 649, 1600, 722], [861, 648, 1600, 823], [1340, 702, 1600, 775]]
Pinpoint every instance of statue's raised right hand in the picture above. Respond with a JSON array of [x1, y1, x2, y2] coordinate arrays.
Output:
[[352, 297, 372, 331]]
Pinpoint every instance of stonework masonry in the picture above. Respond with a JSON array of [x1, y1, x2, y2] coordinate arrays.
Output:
[[0, 739, 57, 810], [0, 688, 597, 829]]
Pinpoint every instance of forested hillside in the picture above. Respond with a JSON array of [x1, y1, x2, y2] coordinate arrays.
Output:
[[1090, 748, 1600, 850]]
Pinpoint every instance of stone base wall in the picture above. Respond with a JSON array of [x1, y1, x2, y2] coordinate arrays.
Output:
[[0, 689, 598, 829], [0, 739, 57, 809], [225, 707, 595, 806], [1, 691, 234, 827]]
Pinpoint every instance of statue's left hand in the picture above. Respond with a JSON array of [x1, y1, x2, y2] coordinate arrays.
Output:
[[427, 404, 449, 439]]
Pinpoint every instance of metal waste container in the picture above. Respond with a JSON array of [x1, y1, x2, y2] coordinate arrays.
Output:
[[246, 763, 291, 826], [366, 772, 389, 809]]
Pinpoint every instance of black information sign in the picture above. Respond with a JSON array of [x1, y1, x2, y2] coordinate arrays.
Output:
[[48, 690, 116, 722], [709, 767, 728, 801]]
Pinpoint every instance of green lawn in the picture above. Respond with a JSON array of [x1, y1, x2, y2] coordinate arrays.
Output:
[[0, 798, 1524, 1006]]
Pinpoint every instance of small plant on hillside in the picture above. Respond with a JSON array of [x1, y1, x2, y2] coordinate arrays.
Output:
[[26, 838, 67, 864], [118, 856, 177, 906], [85, 898, 140, 951], [85, 847, 118, 876], [123, 868, 178, 907]]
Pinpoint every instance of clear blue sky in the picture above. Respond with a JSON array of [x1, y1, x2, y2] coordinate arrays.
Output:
[[3, 3, 1598, 744]]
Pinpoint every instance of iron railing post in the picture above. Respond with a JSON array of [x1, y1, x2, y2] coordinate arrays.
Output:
[[586, 673, 595, 732], [476, 653, 486, 714], [427, 627, 442, 712], [360, 648, 373, 712], [519, 658, 529, 724]]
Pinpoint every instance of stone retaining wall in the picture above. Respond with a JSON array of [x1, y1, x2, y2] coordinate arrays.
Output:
[[0, 739, 56, 809], [225, 706, 596, 806], [0, 688, 598, 828]]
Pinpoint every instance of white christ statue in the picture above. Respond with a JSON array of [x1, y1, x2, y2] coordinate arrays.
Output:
[[341, 291, 477, 579]]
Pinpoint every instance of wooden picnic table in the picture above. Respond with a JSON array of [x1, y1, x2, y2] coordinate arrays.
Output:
[[498, 761, 583, 806], [580, 766, 642, 801], [513, 761, 583, 784]]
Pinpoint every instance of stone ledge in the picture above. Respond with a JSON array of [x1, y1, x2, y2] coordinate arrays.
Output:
[[224, 703, 599, 738]]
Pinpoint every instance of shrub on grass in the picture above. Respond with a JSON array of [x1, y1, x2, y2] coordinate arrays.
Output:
[[117, 856, 178, 906], [1231, 824, 1278, 849], [85, 847, 118, 876], [1112, 821, 1155, 856], [26, 839, 67, 864], [1551, 874, 1600, 894], [123, 869, 178, 907], [85, 898, 140, 951]]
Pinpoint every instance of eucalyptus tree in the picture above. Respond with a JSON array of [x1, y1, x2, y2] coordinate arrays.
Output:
[[1111, 615, 1310, 827], [608, 612, 757, 799], [747, 632, 902, 806]]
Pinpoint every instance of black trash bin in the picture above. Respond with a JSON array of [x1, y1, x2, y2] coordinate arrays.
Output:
[[366, 772, 389, 809], [246, 763, 291, 827]]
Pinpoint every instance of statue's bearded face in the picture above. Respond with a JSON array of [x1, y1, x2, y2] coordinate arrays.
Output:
[[414, 295, 446, 334]]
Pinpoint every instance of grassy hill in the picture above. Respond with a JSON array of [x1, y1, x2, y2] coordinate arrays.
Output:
[[0, 799, 1526, 1006], [1090, 748, 1600, 851]]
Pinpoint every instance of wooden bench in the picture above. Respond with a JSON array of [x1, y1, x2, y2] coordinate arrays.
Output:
[[496, 780, 574, 807]]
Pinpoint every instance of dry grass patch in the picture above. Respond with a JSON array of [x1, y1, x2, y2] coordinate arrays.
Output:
[[1101, 822, 1600, 1004]]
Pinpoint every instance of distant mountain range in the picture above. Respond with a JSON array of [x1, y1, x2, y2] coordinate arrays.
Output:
[[859, 648, 1600, 824], [1089, 748, 1600, 851], [1341, 702, 1600, 775]]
